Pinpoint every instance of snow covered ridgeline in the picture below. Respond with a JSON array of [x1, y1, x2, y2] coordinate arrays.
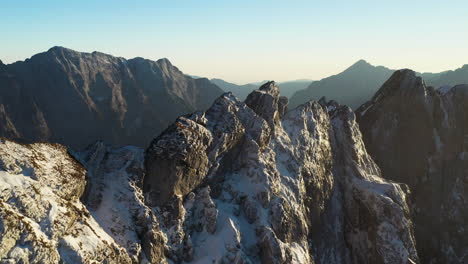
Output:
[[0, 139, 134, 263], [144, 82, 419, 263]]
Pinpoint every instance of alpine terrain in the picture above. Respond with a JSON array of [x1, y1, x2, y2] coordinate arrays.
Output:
[[1, 81, 419, 263]]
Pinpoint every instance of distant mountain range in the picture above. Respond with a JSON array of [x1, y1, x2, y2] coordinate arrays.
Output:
[[0, 47, 224, 148], [209, 78, 314, 100], [289, 60, 468, 109], [1, 47, 467, 150]]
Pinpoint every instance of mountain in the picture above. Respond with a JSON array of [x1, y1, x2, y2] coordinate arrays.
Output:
[[289, 60, 468, 111], [422, 64, 468, 88], [0, 47, 224, 148], [276, 79, 314, 98], [143, 82, 417, 263], [210, 78, 258, 100], [210, 78, 313, 100], [1, 83, 418, 263], [356, 70, 468, 263], [289, 60, 395, 110]]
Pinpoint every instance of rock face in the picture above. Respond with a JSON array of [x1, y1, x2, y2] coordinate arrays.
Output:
[[0, 139, 133, 263], [74, 142, 167, 263], [357, 69, 468, 264], [0, 47, 224, 148], [0, 138, 171, 263], [144, 82, 418, 263]]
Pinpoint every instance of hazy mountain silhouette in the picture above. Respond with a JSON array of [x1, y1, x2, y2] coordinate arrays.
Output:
[[210, 78, 258, 100], [289, 60, 394, 109], [211, 78, 313, 100], [422, 64, 468, 87], [289, 60, 468, 110]]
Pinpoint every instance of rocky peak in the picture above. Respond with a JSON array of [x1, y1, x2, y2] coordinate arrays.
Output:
[[371, 69, 426, 102], [357, 70, 468, 263], [143, 83, 418, 263], [245, 81, 287, 127], [343, 59, 374, 73]]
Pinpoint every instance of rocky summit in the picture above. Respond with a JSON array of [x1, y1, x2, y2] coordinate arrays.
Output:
[[144, 82, 418, 263], [357, 69, 468, 264], [0, 81, 420, 263]]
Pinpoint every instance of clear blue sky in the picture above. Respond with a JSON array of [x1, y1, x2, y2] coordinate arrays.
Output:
[[2, 0, 467, 83]]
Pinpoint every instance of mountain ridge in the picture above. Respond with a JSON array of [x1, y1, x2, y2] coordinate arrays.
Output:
[[0, 46, 224, 149], [290, 60, 468, 110]]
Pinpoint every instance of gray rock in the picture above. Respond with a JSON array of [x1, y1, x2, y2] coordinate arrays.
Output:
[[357, 69, 468, 263], [143, 82, 418, 263], [0, 139, 133, 263], [0, 47, 224, 148]]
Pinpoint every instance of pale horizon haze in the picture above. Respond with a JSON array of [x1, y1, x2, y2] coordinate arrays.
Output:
[[2, 0, 468, 84]]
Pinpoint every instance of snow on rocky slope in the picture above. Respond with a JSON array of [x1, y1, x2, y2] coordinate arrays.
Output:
[[74, 142, 167, 263], [144, 82, 419, 263], [0, 81, 419, 263], [0, 140, 132, 263], [357, 69, 468, 263]]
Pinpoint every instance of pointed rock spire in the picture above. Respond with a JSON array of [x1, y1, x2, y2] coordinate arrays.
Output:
[[244, 81, 288, 127]]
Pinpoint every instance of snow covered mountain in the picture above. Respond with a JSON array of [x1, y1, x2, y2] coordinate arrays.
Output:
[[1, 81, 419, 263], [143, 81, 418, 263], [357, 69, 468, 263], [0, 47, 224, 148]]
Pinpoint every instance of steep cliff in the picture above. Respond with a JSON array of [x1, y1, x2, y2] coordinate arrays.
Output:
[[357, 69, 468, 263]]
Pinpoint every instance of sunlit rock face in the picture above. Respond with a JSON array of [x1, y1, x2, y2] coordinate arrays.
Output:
[[357, 69, 468, 263], [145, 82, 418, 264]]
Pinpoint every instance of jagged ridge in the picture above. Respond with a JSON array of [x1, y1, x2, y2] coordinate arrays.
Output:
[[144, 82, 418, 263], [0, 47, 224, 148]]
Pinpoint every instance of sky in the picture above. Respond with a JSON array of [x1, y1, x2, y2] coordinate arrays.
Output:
[[1, 0, 468, 84]]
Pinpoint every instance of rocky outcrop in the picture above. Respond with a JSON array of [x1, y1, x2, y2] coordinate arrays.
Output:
[[144, 82, 418, 263], [0, 139, 133, 263], [0, 47, 224, 148], [357, 69, 468, 263]]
